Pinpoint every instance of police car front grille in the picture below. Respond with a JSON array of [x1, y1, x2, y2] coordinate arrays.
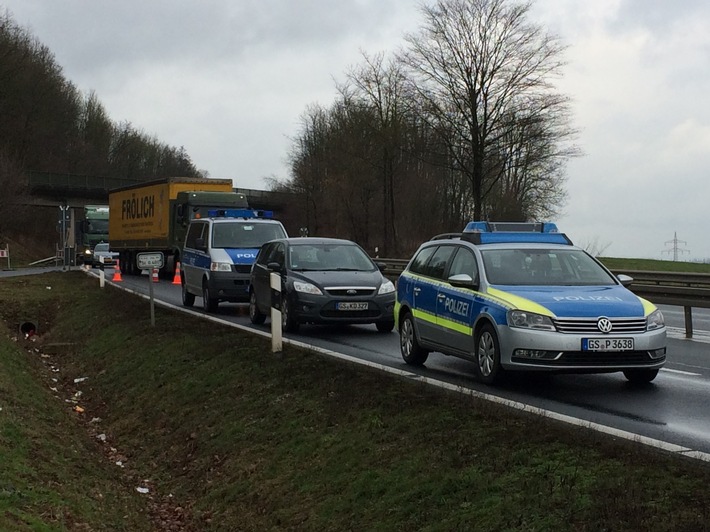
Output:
[[552, 317, 647, 334], [325, 288, 376, 297]]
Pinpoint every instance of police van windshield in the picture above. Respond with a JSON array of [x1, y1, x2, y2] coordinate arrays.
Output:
[[481, 248, 617, 286], [211, 222, 286, 249]]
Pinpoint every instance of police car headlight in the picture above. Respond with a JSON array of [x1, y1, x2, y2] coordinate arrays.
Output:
[[646, 309, 665, 331], [507, 310, 556, 331], [293, 280, 322, 295], [210, 262, 232, 272], [378, 279, 395, 295]]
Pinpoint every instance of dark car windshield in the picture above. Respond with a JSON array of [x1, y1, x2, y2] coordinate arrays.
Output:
[[481, 248, 617, 286], [288, 243, 375, 272], [211, 222, 287, 249]]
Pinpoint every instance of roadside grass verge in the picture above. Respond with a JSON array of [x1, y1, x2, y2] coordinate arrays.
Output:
[[1, 271, 709, 530]]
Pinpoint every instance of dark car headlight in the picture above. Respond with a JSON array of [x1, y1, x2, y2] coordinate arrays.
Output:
[[293, 280, 323, 295], [378, 279, 395, 295]]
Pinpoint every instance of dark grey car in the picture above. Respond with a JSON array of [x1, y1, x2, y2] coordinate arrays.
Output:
[[249, 237, 396, 333]]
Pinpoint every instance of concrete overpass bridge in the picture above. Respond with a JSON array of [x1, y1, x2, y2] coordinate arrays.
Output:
[[26, 172, 294, 211]]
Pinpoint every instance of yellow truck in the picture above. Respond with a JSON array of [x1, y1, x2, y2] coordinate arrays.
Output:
[[109, 177, 248, 275]]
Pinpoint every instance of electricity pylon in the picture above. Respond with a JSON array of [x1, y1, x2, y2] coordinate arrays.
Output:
[[662, 232, 689, 261]]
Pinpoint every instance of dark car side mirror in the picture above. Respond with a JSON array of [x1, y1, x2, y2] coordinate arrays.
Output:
[[376, 262, 387, 272], [267, 261, 283, 272]]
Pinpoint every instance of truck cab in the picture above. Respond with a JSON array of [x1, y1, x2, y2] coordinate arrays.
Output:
[[181, 209, 288, 312]]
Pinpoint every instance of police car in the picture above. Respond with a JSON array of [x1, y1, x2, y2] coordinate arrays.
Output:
[[396, 222, 666, 385], [181, 209, 288, 312]]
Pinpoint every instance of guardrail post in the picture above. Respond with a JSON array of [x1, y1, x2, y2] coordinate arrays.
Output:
[[270, 272, 282, 353], [684, 306, 693, 339]]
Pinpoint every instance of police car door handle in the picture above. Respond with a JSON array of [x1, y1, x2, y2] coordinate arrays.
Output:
[[413, 287, 421, 294], [437, 294, 446, 300]]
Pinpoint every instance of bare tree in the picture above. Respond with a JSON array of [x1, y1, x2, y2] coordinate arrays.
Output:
[[399, 0, 575, 220]]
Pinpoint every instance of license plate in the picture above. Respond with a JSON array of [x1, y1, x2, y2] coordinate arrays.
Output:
[[582, 338, 634, 351], [336, 302, 368, 311]]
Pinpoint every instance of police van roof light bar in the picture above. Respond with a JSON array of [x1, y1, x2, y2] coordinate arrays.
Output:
[[208, 208, 274, 219], [461, 221, 572, 245]]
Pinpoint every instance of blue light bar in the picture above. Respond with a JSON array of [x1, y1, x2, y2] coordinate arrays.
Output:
[[207, 209, 274, 219], [462, 221, 572, 245]]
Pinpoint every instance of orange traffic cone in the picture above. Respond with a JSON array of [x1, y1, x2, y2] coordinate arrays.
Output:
[[151, 268, 160, 283], [112, 259, 123, 282], [172, 262, 182, 285]]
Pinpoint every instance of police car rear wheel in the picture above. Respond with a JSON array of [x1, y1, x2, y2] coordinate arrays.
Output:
[[182, 278, 195, 307], [623, 368, 659, 384], [475, 323, 503, 385], [249, 290, 266, 325], [399, 313, 428, 366]]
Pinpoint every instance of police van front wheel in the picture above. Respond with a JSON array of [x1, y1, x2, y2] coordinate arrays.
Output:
[[182, 278, 195, 307], [202, 282, 218, 313], [474, 323, 504, 385], [399, 312, 428, 366]]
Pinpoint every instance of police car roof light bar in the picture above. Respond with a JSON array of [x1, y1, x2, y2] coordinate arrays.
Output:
[[208, 208, 274, 219], [461, 221, 572, 245]]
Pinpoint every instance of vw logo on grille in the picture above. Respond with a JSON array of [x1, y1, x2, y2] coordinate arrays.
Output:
[[347, 289, 357, 295], [597, 318, 613, 333]]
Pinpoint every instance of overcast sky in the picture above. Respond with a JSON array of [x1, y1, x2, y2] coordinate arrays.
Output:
[[2, 0, 709, 260]]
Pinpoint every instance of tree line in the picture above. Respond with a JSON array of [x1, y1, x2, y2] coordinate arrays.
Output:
[[275, 0, 579, 257], [0, 9, 201, 250]]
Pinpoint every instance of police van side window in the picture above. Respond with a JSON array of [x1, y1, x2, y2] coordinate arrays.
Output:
[[448, 247, 478, 279], [409, 246, 436, 276], [185, 222, 204, 249], [425, 245, 456, 280]]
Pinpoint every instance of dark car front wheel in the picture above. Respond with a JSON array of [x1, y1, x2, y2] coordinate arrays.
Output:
[[281, 294, 299, 333], [249, 290, 266, 325]]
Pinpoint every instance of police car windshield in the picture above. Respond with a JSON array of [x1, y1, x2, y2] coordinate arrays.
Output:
[[289, 243, 375, 272], [481, 248, 617, 286], [211, 222, 286, 249]]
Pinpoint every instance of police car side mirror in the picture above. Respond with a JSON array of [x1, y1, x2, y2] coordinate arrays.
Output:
[[448, 273, 479, 291], [616, 273, 633, 287]]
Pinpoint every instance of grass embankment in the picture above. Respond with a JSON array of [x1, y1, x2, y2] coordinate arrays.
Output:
[[600, 257, 710, 273], [1, 272, 710, 530]]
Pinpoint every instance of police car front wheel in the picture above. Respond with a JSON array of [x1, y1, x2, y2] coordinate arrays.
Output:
[[399, 312, 429, 366], [474, 323, 504, 385], [623, 368, 659, 384]]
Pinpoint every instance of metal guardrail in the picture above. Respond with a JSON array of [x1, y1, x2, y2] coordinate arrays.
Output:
[[376, 259, 710, 338]]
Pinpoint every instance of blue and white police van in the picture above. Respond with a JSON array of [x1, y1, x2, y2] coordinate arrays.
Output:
[[181, 209, 288, 312], [396, 222, 667, 385]]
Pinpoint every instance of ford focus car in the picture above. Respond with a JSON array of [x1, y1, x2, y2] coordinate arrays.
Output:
[[250, 237, 396, 333], [395, 222, 666, 385]]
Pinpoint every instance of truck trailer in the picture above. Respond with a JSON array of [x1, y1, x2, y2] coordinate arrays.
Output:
[[75, 205, 110, 265], [108, 177, 249, 275]]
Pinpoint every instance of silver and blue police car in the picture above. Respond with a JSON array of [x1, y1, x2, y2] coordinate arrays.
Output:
[[395, 222, 666, 385]]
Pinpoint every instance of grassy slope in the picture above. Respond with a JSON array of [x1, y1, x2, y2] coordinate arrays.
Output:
[[0, 272, 709, 531]]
